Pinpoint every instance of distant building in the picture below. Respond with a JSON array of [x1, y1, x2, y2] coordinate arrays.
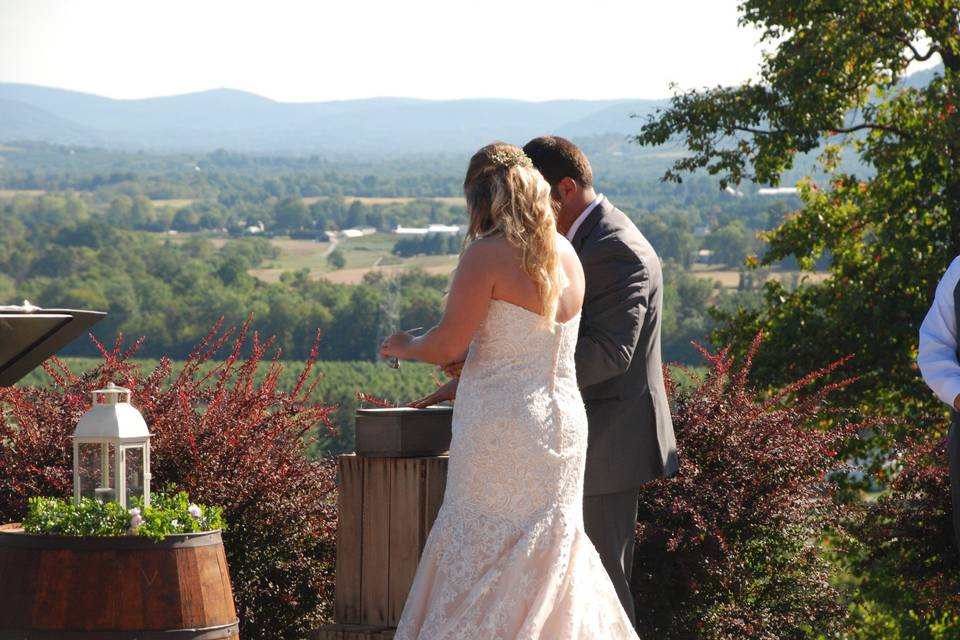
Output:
[[394, 224, 461, 235], [246, 221, 265, 235], [693, 224, 711, 238], [724, 185, 744, 197], [341, 227, 377, 238], [757, 187, 798, 195]]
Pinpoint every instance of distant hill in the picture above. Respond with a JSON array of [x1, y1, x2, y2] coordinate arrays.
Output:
[[0, 64, 940, 157], [0, 84, 667, 156]]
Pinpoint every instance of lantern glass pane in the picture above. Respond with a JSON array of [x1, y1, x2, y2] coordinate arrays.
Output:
[[78, 442, 115, 502], [124, 446, 145, 505]]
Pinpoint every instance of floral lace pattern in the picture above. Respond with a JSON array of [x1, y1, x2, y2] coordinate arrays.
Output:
[[395, 300, 640, 639]]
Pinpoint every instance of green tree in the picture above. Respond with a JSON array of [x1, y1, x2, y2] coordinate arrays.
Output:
[[638, 8, 960, 633], [274, 196, 311, 231], [637, 1, 960, 431], [326, 248, 346, 270], [704, 219, 752, 267]]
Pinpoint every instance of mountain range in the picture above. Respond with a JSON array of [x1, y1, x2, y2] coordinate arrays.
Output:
[[0, 65, 942, 157], [0, 84, 668, 156]]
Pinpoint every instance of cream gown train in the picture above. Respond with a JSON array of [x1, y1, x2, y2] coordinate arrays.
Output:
[[395, 298, 640, 639]]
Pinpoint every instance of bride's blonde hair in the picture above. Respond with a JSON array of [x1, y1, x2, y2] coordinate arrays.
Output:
[[463, 142, 561, 326]]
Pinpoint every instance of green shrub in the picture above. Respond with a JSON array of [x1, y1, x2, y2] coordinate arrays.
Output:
[[22, 491, 224, 541]]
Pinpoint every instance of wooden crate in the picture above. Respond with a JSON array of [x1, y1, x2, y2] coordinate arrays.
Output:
[[355, 406, 452, 457], [334, 454, 448, 627]]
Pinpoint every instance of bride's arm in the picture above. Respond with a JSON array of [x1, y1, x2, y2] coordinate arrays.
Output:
[[380, 240, 495, 366]]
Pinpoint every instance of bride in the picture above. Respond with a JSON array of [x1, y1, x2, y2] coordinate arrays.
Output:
[[379, 142, 639, 639]]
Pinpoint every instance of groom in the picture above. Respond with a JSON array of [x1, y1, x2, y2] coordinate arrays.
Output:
[[523, 136, 678, 626]]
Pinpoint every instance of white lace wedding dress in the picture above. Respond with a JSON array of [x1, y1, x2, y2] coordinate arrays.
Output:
[[395, 299, 640, 639]]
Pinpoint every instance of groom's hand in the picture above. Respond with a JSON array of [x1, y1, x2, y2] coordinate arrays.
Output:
[[440, 360, 465, 378], [409, 378, 459, 409]]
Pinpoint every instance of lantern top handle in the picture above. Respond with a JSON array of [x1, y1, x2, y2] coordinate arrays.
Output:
[[92, 382, 131, 406]]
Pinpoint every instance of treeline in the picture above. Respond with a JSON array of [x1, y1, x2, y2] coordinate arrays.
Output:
[[1, 203, 447, 361], [392, 233, 462, 257], [0, 143, 801, 252], [0, 185, 798, 270], [0, 207, 747, 367]]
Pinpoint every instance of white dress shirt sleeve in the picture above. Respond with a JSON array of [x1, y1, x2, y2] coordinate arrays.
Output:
[[918, 256, 960, 407]]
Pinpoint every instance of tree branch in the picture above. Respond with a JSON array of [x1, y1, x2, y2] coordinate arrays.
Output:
[[901, 38, 940, 62], [733, 122, 909, 138]]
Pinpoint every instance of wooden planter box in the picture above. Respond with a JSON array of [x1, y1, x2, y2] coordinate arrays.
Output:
[[0, 524, 239, 639]]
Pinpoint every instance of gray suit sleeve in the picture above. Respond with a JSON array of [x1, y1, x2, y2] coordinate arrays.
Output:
[[575, 239, 648, 390]]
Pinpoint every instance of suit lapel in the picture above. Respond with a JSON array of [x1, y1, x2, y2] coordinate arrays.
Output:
[[570, 197, 611, 254]]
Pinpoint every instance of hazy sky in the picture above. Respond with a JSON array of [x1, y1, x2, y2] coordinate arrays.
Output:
[[0, 0, 893, 103], [0, 0, 778, 101]]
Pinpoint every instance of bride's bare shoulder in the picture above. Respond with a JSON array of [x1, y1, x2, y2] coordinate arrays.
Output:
[[461, 235, 513, 260], [457, 235, 514, 274]]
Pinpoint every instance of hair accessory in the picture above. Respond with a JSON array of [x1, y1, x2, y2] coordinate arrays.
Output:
[[488, 148, 533, 170]]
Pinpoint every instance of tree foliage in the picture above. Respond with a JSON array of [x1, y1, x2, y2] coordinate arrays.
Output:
[[638, 0, 960, 432]]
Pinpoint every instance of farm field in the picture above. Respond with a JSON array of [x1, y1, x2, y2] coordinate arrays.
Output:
[[685, 266, 831, 288], [151, 198, 196, 208], [251, 235, 830, 289], [250, 233, 460, 283], [173, 231, 832, 289], [0, 189, 47, 198], [302, 195, 465, 207]]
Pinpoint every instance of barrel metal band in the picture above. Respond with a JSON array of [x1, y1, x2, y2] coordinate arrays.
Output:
[[0, 529, 223, 550], [0, 620, 239, 639]]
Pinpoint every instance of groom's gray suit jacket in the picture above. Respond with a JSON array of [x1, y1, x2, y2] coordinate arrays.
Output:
[[571, 197, 679, 496]]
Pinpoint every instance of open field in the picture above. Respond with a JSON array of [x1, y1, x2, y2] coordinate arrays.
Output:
[[0, 189, 46, 198], [686, 267, 831, 288], [143, 230, 831, 289], [320, 258, 458, 285], [302, 195, 465, 207], [250, 235, 832, 288], [146, 230, 229, 249], [151, 198, 197, 208], [250, 234, 459, 284]]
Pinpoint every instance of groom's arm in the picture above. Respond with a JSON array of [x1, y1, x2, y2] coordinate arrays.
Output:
[[575, 239, 648, 390]]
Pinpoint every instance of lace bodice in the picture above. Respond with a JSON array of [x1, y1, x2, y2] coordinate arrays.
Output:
[[446, 299, 586, 523]]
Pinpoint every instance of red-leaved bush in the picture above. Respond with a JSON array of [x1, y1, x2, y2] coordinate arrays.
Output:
[[853, 422, 960, 625], [0, 319, 338, 640], [633, 336, 870, 639]]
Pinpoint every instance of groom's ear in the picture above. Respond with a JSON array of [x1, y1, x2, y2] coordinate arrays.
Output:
[[556, 177, 580, 201]]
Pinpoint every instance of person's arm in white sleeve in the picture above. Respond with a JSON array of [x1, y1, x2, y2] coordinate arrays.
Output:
[[918, 256, 960, 408]]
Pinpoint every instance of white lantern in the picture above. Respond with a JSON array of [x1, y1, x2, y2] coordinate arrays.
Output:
[[72, 382, 152, 509]]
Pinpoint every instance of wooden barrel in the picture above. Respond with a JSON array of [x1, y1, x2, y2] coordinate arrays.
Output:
[[0, 524, 239, 639]]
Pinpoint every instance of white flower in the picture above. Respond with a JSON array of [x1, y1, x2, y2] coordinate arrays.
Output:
[[129, 513, 145, 530], [188, 504, 202, 519], [128, 507, 141, 517], [171, 519, 179, 528]]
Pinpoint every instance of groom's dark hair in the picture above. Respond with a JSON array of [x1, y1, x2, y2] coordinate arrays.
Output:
[[522, 136, 594, 189]]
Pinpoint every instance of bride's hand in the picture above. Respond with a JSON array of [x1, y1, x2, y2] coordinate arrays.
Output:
[[379, 330, 416, 361]]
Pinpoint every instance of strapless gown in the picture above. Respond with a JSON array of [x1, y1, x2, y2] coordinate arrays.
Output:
[[395, 299, 640, 639]]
